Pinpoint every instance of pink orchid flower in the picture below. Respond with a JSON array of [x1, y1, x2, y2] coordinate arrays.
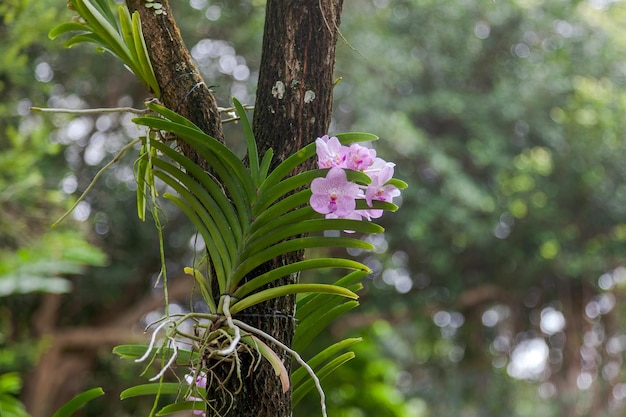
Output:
[[310, 167, 361, 216]]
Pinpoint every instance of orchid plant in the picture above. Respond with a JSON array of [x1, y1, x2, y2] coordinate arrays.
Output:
[[43, 1, 406, 416]]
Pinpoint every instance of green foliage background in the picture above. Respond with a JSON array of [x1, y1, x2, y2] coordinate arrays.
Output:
[[2, 0, 626, 416]]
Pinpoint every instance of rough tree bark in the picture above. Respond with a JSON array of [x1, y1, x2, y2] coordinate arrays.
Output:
[[126, 0, 344, 416]]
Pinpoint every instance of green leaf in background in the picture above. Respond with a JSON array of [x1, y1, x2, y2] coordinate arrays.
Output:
[[50, 387, 104, 417], [0, 230, 107, 297]]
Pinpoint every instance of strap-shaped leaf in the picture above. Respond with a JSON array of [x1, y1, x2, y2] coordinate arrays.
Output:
[[184, 267, 217, 314], [120, 383, 182, 399], [150, 141, 241, 248], [249, 190, 312, 235], [291, 337, 362, 388], [49, 22, 89, 40], [131, 11, 160, 95], [133, 115, 255, 211], [156, 401, 206, 416], [292, 352, 356, 406], [51, 387, 105, 417], [135, 141, 149, 221], [232, 258, 369, 297], [232, 98, 260, 186], [253, 170, 324, 216], [160, 189, 228, 293], [242, 219, 383, 261], [231, 237, 375, 285], [292, 301, 360, 352], [296, 269, 368, 315], [229, 283, 358, 315], [241, 335, 290, 393]]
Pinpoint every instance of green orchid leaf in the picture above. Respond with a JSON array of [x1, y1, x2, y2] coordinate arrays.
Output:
[[131, 10, 160, 95], [243, 219, 383, 260], [153, 159, 237, 266], [73, 0, 132, 65], [62, 32, 106, 49], [184, 267, 217, 314], [133, 116, 255, 207], [291, 337, 362, 388], [156, 401, 206, 416], [149, 139, 242, 244], [241, 335, 290, 393], [292, 301, 360, 352], [292, 352, 356, 406], [51, 387, 105, 417], [253, 170, 324, 216], [83, 0, 118, 27], [49, 22, 89, 40], [296, 269, 368, 315], [118, 6, 139, 68], [161, 191, 228, 292], [249, 191, 312, 234], [120, 383, 181, 399], [231, 237, 375, 284], [135, 141, 150, 221], [233, 98, 260, 186], [259, 148, 274, 183], [232, 258, 369, 297], [143, 101, 203, 130], [229, 283, 358, 315]]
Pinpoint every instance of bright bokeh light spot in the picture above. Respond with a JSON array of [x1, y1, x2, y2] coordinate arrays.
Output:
[[513, 43, 531, 58], [598, 273, 614, 290], [482, 309, 499, 327], [61, 174, 78, 194], [189, 233, 206, 252], [382, 268, 413, 294], [586, 294, 616, 319], [35, 61, 53, 82], [474, 21, 490, 39], [507, 338, 549, 380], [64, 117, 93, 143], [577, 372, 593, 390], [72, 201, 91, 222], [84, 132, 106, 166], [540, 307, 566, 335], [189, 0, 207, 9], [538, 382, 556, 398], [205, 5, 221, 21], [433, 311, 451, 328], [612, 266, 626, 285], [606, 335, 626, 355]]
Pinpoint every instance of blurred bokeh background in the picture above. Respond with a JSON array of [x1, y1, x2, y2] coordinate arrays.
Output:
[[2, 0, 626, 416]]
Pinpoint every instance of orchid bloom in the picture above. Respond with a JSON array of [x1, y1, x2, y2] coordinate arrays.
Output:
[[310, 167, 361, 217], [316, 135, 347, 168], [345, 143, 376, 171], [364, 163, 401, 218], [311, 135, 401, 223]]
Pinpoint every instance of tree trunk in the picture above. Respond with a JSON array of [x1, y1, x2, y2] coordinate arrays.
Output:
[[238, 1, 344, 416], [126, 0, 224, 170], [126, 0, 344, 415]]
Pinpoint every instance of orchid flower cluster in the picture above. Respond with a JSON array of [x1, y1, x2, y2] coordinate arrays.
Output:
[[310, 135, 401, 221]]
